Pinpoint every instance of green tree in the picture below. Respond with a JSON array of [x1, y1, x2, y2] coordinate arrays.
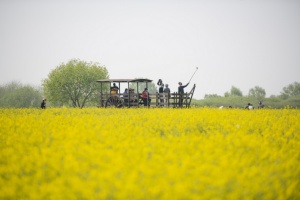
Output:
[[0, 82, 42, 108], [224, 86, 243, 97], [224, 92, 230, 97], [43, 59, 109, 108], [0, 81, 22, 99], [280, 82, 300, 99], [248, 86, 266, 100]]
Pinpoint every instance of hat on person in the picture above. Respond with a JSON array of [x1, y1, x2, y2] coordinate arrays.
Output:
[[144, 88, 148, 90], [178, 82, 182, 85]]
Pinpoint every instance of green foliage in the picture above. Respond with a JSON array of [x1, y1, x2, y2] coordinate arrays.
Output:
[[204, 94, 222, 99], [282, 94, 300, 108], [0, 82, 43, 108], [195, 83, 300, 109], [0, 82, 23, 99], [224, 86, 243, 97], [43, 59, 109, 108], [248, 86, 266, 100], [193, 96, 257, 108], [280, 82, 300, 99], [192, 95, 300, 109]]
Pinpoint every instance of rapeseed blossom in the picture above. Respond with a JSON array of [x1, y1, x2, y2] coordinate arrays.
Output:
[[0, 108, 299, 199]]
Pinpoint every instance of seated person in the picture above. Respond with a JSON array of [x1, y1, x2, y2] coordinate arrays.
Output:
[[128, 88, 134, 94], [127, 88, 137, 102], [110, 83, 119, 94], [123, 88, 128, 103]]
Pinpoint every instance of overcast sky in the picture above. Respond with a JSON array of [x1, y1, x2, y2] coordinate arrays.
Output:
[[1, 0, 299, 99]]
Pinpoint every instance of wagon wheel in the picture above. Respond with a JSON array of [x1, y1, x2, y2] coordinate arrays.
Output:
[[105, 96, 124, 108]]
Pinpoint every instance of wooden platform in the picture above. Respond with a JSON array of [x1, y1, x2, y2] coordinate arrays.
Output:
[[99, 84, 196, 108]]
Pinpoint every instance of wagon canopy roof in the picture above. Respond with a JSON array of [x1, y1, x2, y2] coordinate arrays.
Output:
[[96, 78, 153, 83]]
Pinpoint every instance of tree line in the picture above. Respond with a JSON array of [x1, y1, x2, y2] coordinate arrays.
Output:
[[0, 82, 43, 108], [0, 59, 299, 108], [204, 83, 300, 100], [194, 82, 300, 108]]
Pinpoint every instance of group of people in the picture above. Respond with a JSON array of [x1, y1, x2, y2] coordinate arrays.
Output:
[[244, 101, 264, 109], [118, 79, 190, 107], [156, 79, 171, 107], [41, 81, 267, 109], [122, 87, 136, 104], [141, 79, 189, 107], [40, 80, 189, 109]]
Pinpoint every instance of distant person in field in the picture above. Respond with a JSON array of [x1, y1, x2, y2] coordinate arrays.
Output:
[[245, 103, 254, 110], [178, 82, 189, 107], [41, 98, 46, 109], [258, 101, 264, 109]]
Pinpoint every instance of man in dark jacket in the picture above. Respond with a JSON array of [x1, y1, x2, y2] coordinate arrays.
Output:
[[178, 82, 189, 93], [178, 82, 189, 107]]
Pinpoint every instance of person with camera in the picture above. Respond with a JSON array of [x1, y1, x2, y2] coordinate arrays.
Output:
[[178, 82, 189, 107], [157, 79, 164, 106]]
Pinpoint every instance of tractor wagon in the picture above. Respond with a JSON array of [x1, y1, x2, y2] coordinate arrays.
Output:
[[96, 78, 196, 108]]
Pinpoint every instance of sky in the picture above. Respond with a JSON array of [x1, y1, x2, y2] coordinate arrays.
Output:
[[1, 0, 299, 99]]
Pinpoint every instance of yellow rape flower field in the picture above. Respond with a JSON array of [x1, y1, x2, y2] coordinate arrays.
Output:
[[0, 108, 300, 199]]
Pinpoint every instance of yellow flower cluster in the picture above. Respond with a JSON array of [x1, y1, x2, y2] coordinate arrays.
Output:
[[0, 108, 299, 199]]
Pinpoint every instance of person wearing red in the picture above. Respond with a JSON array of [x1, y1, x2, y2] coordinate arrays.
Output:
[[141, 88, 151, 107]]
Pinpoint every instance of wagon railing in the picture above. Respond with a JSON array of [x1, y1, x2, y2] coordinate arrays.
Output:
[[146, 84, 196, 108]]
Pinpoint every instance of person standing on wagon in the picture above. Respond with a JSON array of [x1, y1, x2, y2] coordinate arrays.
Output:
[[158, 83, 164, 106], [178, 82, 189, 107], [157, 79, 164, 106], [163, 84, 171, 106], [142, 88, 151, 107]]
